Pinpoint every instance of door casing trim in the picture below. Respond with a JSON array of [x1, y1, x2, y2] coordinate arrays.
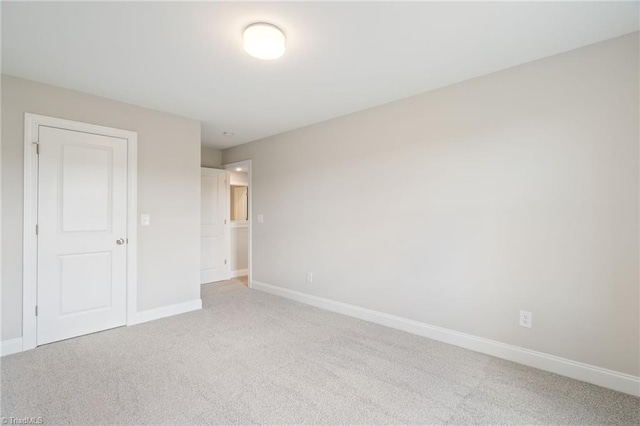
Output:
[[22, 113, 138, 351]]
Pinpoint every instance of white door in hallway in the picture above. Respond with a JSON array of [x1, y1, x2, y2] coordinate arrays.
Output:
[[201, 168, 229, 283], [37, 126, 128, 345]]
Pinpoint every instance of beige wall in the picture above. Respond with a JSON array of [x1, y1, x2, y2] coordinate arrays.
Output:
[[224, 33, 639, 375], [230, 226, 249, 272], [229, 171, 248, 186], [1, 75, 202, 340], [201, 147, 222, 168]]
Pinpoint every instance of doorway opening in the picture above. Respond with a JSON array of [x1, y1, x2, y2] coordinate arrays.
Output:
[[224, 160, 252, 287]]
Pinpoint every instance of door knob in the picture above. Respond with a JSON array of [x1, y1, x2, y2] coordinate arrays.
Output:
[[116, 238, 125, 245]]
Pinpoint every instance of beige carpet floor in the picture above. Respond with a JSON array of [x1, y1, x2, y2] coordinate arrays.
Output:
[[1, 278, 638, 425]]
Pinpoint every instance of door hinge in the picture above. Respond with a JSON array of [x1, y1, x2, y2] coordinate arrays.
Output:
[[33, 142, 39, 155], [35, 224, 39, 235], [35, 306, 38, 316]]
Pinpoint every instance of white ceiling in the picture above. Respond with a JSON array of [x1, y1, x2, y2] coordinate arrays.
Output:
[[2, 1, 638, 149]]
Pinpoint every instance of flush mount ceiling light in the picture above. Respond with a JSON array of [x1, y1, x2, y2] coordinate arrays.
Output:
[[243, 23, 286, 60]]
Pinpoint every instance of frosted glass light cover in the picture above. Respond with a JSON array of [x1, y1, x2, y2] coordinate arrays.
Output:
[[243, 23, 286, 60]]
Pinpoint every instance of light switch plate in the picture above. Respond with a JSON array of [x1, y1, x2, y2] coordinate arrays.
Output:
[[257, 214, 264, 223], [141, 214, 150, 226]]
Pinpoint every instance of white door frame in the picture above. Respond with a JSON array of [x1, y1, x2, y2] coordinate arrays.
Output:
[[223, 160, 252, 287], [22, 113, 138, 351]]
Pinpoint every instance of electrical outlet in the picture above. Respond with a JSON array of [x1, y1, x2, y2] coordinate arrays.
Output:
[[306, 272, 313, 283], [519, 310, 532, 328]]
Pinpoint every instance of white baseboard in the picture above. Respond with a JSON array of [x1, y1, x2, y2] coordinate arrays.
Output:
[[132, 298, 202, 325], [252, 280, 640, 397], [229, 269, 248, 278], [1, 300, 202, 356], [1, 337, 23, 357]]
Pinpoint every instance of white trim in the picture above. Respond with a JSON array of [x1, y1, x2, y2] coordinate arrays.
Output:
[[229, 269, 249, 278], [132, 299, 202, 325], [23, 113, 138, 351], [252, 280, 640, 397], [126, 128, 138, 328], [1, 338, 23, 357], [223, 160, 252, 288], [22, 116, 38, 351], [230, 221, 248, 228]]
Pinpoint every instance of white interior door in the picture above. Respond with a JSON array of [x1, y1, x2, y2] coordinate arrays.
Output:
[[37, 126, 128, 345], [201, 168, 229, 283]]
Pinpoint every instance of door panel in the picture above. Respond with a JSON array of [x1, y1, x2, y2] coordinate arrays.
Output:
[[37, 125, 127, 345], [61, 144, 112, 232], [59, 252, 112, 315], [201, 169, 229, 283]]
